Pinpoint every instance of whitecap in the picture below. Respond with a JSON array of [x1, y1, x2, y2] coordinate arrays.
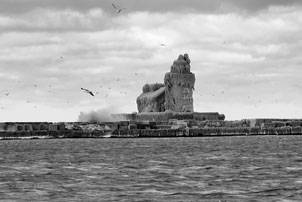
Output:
[[286, 167, 302, 171], [141, 189, 171, 195]]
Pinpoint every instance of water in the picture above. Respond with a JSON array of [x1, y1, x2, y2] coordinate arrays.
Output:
[[0, 136, 302, 201]]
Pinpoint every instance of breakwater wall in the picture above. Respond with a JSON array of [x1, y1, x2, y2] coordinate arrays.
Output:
[[0, 126, 301, 139], [0, 119, 302, 139], [111, 127, 302, 138]]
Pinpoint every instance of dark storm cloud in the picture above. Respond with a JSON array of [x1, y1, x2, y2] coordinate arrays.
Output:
[[1, 0, 301, 14]]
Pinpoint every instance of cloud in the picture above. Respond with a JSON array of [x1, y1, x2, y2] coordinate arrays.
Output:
[[0, 4, 302, 121], [1, 0, 302, 14], [0, 8, 109, 32]]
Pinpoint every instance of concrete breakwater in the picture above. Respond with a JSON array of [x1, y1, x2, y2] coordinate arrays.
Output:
[[0, 127, 301, 139], [0, 119, 302, 139], [112, 127, 302, 138]]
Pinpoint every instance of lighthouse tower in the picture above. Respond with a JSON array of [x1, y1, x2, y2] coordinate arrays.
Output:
[[164, 53, 195, 112]]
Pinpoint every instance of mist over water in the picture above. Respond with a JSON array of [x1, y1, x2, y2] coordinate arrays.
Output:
[[78, 107, 126, 122], [1, 136, 302, 201]]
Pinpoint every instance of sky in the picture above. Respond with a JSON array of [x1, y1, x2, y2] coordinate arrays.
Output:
[[0, 0, 302, 121]]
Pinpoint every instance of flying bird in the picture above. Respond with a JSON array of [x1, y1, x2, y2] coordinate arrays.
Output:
[[112, 3, 126, 14], [160, 43, 166, 47], [81, 88, 95, 96], [56, 56, 64, 63]]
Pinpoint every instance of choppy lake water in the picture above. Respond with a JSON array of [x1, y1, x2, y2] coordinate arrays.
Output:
[[0, 136, 302, 201]]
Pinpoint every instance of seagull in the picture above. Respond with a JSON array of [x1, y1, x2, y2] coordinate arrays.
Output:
[[56, 56, 64, 63], [81, 88, 95, 96], [160, 43, 166, 47], [112, 3, 126, 14], [4, 92, 9, 96]]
